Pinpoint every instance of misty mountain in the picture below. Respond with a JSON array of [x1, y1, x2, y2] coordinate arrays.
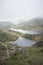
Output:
[[0, 21, 14, 28], [19, 18, 43, 26], [18, 18, 43, 30]]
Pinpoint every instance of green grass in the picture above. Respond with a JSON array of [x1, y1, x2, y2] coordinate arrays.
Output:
[[0, 41, 43, 65], [0, 31, 18, 42]]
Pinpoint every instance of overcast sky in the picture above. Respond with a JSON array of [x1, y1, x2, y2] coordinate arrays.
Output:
[[0, 0, 43, 22]]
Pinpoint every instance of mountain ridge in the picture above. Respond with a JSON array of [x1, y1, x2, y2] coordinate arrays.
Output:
[[17, 18, 43, 31], [0, 21, 14, 28]]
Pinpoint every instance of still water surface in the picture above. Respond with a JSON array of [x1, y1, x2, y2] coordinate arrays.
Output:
[[10, 37, 36, 47]]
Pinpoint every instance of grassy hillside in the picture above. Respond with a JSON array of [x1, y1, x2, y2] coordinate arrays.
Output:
[[0, 30, 18, 42], [22, 34, 42, 42], [33, 41, 43, 47], [0, 41, 43, 65], [17, 18, 43, 31]]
